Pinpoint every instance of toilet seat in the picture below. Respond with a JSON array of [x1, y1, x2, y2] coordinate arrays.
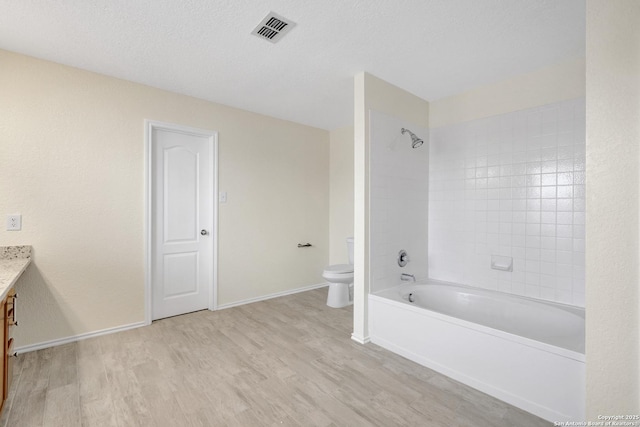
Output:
[[322, 264, 354, 284], [323, 264, 353, 274]]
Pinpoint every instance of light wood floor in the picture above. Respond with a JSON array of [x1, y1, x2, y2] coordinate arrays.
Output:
[[0, 288, 550, 426]]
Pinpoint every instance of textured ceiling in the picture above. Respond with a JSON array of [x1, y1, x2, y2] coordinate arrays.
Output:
[[0, 0, 585, 130]]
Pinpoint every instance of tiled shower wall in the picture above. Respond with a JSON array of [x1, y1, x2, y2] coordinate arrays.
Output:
[[428, 98, 586, 306], [370, 110, 429, 294]]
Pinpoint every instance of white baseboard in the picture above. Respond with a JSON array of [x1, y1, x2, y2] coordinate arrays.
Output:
[[14, 321, 146, 354], [351, 333, 371, 344], [216, 282, 329, 310]]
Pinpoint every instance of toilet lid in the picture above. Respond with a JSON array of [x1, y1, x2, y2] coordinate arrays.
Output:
[[324, 264, 353, 274]]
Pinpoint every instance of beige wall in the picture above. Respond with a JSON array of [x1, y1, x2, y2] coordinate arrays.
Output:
[[0, 49, 329, 348], [585, 0, 640, 418], [329, 126, 354, 264], [353, 72, 429, 342], [429, 56, 586, 128]]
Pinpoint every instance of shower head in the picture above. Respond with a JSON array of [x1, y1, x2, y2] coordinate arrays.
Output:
[[401, 128, 424, 148]]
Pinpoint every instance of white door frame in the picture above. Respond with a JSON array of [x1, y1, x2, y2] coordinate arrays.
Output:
[[144, 120, 218, 325]]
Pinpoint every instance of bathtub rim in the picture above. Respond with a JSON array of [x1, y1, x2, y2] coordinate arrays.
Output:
[[371, 280, 585, 362], [374, 278, 585, 317]]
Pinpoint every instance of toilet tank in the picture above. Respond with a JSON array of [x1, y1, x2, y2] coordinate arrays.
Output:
[[347, 237, 354, 265]]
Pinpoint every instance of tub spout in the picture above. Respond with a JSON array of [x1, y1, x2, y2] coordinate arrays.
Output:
[[401, 273, 416, 282]]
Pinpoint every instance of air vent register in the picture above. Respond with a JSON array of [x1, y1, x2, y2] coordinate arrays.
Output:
[[251, 12, 296, 43]]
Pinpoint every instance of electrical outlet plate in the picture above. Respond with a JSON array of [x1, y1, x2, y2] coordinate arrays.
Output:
[[6, 215, 21, 231]]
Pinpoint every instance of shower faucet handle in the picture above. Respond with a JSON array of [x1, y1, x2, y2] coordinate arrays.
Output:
[[398, 250, 410, 267]]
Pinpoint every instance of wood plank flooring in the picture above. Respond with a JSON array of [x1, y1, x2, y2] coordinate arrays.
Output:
[[0, 288, 550, 426]]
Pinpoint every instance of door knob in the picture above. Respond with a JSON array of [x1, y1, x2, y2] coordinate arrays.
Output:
[[201, 229, 208, 236]]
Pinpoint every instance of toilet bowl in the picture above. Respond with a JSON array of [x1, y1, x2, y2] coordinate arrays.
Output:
[[323, 264, 354, 308], [323, 237, 354, 308]]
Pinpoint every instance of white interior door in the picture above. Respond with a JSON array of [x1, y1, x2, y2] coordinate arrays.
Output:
[[150, 124, 215, 320]]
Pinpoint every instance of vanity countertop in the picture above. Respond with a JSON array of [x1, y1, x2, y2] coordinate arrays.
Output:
[[0, 246, 31, 300]]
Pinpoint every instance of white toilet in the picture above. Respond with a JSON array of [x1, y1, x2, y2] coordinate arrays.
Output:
[[323, 237, 354, 308]]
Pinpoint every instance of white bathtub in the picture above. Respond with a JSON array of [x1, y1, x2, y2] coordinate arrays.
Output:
[[369, 280, 585, 422]]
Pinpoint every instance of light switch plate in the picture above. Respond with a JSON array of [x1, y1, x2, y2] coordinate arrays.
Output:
[[219, 192, 227, 203], [6, 214, 22, 231]]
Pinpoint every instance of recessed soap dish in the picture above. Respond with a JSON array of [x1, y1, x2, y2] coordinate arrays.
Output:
[[491, 255, 513, 272]]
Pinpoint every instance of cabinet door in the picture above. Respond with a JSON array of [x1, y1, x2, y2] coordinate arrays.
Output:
[[0, 299, 5, 411], [5, 289, 14, 392]]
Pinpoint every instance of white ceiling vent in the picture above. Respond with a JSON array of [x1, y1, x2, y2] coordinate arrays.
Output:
[[251, 12, 296, 44]]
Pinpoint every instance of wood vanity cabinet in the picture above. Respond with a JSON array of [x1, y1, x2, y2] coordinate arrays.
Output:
[[0, 288, 16, 414], [0, 296, 4, 414]]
